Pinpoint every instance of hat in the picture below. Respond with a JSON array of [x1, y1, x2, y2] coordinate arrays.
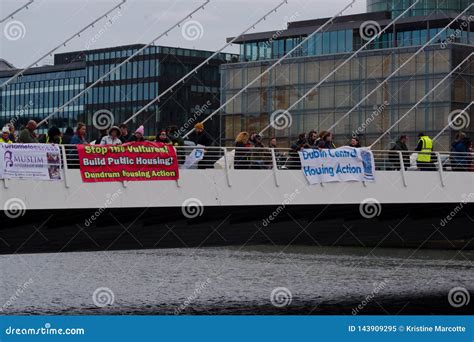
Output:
[[1, 126, 9, 134], [194, 122, 204, 130], [135, 125, 144, 135], [108, 126, 121, 136]]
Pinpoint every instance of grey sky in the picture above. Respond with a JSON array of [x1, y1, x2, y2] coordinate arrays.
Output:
[[0, 0, 366, 68]]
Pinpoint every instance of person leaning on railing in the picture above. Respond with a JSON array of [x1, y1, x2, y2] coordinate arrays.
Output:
[[189, 122, 216, 169], [269, 137, 285, 168], [451, 132, 472, 172], [234, 131, 252, 170], [285, 133, 308, 170], [389, 135, 409, 171], [415, 132, 436, 171], [250, 134, 269, 169]]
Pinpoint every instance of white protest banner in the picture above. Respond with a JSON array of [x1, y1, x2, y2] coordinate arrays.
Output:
[[299, 147, 375, 185], [0, 143, 62, 180], [183, 145, 205, 169]]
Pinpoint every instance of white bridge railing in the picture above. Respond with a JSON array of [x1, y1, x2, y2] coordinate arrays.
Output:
[[57, 145, 474, 189]]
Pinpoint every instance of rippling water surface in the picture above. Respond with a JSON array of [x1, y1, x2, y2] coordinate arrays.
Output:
[[1, 246, 472, 315]]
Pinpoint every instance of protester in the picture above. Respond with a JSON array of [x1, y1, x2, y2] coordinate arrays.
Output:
[[348, 137, 361, 148], [0, 127, 13, 143], [190, 122, 212, 147], [62, 127, 74, 144], [286, 133, 308, 169], [389, 135, 409, 170], [119, 124, 131, 143], [251, 134, 267, 169], [100, 126, 122, 145], [249, 132, 258, 146], [415, 132, 435, 171], [234, 131, 251, 170], [269, 137, 285, 168], [17, 120, 39, 143], [39, 126, 62, 144], [307, 130, 318, 147], [156, 129, 171, 144], [167, 125, 184, 147], [451, 132, 471, 172], [70, 122, 88, 145], [95, 128, 108, 144], [6, 123, 16, 142], [317, 131, 336, 149], [129, 125, 146, 142]]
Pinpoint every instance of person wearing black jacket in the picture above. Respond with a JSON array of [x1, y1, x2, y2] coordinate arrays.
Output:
[[189, 122, 215, 169], [389, 135, 409, 170]]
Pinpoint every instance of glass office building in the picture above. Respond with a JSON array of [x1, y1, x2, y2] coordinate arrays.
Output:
[[0, 44, 236, 137], [367, 0, 473, 18], [221, 8, 474, 149]]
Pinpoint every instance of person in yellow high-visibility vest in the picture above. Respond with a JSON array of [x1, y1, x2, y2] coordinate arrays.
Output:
[[0, 126, 13, 143], [415, 132, 435, 171]]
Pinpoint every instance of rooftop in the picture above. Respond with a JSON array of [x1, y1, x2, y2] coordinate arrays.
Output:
[[227, 11, 467, 43]]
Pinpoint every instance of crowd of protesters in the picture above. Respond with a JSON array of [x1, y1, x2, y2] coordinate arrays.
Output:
[[0, 120, 472, 171], [233, 129, 473, 172]]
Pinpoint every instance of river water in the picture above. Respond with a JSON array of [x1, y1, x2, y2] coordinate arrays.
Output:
[[1, 246, 472, 315]]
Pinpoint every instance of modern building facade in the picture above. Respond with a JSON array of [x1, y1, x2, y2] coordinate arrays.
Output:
[[221, 0, 474, 149], [0, 44, 236, 138]]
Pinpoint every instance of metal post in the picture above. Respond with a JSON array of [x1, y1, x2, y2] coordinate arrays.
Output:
[[60, 145, 70, 188], [398, 151, 407, 187], [436, 152, 445, 187], [271, 149, 279, 187], [222, 147, 232, 187]]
